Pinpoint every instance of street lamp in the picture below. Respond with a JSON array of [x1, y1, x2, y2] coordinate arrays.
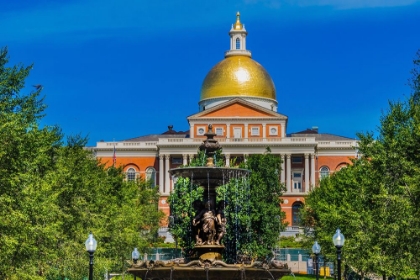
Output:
[[332, 229, 345, 280], [132, 247, 140, 264], [312, 241, 321, 280], [85, 232, 97, 280], [132, 248, 140, 280]]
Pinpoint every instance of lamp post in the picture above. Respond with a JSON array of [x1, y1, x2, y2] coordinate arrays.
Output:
[[132, 248, 140, 280], [332, 229, 345, 280], [85, 232, 97, 280], [132, 247, 140, 264], [312, 241, 321, 280]]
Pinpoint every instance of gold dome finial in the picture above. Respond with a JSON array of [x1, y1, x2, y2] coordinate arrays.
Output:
[[233, 11, 243, 30]]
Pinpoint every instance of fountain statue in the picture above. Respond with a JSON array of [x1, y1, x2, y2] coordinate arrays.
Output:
[[127, 125, 289, 280]]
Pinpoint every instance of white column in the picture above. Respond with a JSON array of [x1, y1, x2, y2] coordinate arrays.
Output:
[[165, 154, 170, 194], [183, 154, 188, 166], [225, 154, 230, 167], [159, 155, 164, 194], [262, 123, 266, 138], [311, 153, 316, 189], [304, 153, 309, 192], [189, 154, 195, 164], [244, 124, 248, 139], [226, 124, 230, 139], [280, 154, 285, 184], [286, 154, 291, 193], [190, 124, 195, 138], [281, 124, 285, 138]]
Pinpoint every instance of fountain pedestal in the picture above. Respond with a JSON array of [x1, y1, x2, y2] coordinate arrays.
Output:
[[195, 245, 225, 262]]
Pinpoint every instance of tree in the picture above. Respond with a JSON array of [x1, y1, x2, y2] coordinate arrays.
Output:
[[236, 148, 286, 261], [45, 136, 164, 278], [301, 50, 420, 279], [0, 47, 164, 279], [0, 46, 63, 279]]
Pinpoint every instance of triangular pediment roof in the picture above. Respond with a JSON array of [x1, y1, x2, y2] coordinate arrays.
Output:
[[188, 98, 288, 120]]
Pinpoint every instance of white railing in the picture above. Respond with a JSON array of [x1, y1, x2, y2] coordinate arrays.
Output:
[[96, 138, 357, 148], [317, 140, 357, 148], [158, 137, 317, 144], [95, 141, 157, 148]]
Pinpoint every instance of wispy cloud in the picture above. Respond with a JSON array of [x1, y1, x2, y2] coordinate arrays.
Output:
[[0, 0, 233, 43], [245, 0, 420, 9], [2, 0, 419, 44]]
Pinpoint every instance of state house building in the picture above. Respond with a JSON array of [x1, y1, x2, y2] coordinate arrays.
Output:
[[93, 13, 357, 236]]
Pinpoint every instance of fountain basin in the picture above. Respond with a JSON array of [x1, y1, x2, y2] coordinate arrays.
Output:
[[128, 259, 289, 280]]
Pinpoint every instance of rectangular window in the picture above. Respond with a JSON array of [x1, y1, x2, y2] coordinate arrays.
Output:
[[292, 156, 302, 164], [215, 127, 223, 136], [251, 127, 260, 136], [171, 157, 182, 164]]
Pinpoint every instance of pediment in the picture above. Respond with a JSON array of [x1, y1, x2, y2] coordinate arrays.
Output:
[[188, 98, 287, 120]]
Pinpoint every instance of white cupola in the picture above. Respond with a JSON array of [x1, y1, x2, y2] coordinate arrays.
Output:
[[225, 12, 252, 58]]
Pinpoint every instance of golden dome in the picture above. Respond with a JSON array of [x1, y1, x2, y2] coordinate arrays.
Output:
[[200, 55, 276, 101]]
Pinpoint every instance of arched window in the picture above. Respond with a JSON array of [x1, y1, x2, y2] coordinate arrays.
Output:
[[292, 202, 303, 226], [146, 167, 156, 187], [126, 167, 137, 181], [235, 38, 241, 50], [336, 163, 348, 171], [320, 166, 330, 179]]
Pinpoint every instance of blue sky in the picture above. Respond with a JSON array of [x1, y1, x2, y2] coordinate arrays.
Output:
[[2, 0, 420, 146]]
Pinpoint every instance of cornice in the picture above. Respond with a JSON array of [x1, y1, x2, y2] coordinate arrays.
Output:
[[189, 117, 287, 121]]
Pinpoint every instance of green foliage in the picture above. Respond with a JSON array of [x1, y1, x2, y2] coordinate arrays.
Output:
[[0, 47, 164, 279], [239, 149, 287, 260], [278, 236, 305, 248], [216, 177, 253, 262], [301, 49, 420, 279], [168, 177, 204, 254]]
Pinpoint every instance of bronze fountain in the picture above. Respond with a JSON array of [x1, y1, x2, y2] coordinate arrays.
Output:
[[127, 125, 290, 280]]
